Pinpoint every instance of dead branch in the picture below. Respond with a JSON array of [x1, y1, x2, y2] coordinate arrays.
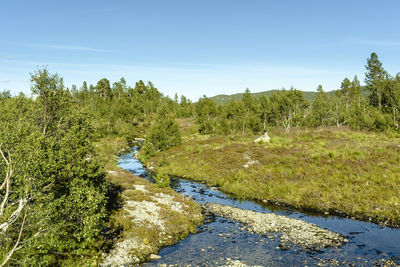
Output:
[[0, 198, 28, 232], [1, 211, 27, 267], [0, 145, 13, 218]]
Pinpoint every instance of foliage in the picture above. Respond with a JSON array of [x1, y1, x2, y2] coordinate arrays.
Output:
[[95, 78, 112, 100], [195, 96, 217, 134], [153, 168, 170, 188], [0, 69, 107, 266], [141, 111, 182, 158]]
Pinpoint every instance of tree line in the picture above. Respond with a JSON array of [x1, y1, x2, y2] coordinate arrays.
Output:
[[194, 52, 400, 134]]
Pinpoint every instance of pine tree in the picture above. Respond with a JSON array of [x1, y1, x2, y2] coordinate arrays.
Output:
[[95, 78, 112, 100], [365, 52, 386, 110], [339, 77, 352, 111]]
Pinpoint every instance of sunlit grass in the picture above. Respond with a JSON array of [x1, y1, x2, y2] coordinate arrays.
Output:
[[144, 127, 400, 227]]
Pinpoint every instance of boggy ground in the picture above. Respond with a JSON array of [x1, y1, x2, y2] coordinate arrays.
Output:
[[95, 137, 203, 265], [142, 124, 400, 227]]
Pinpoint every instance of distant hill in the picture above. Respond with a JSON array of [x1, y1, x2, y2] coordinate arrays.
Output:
[[209, 87, 369, 103]]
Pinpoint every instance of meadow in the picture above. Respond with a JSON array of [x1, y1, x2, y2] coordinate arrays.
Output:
[[143, 124, 400, 227]]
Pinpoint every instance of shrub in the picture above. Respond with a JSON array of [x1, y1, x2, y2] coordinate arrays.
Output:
[[142, 115, 182, 157], [154, 168, 170, 188]]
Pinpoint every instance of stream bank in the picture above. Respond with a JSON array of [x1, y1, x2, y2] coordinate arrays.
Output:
[[114, 145, 400, 266], [98, 139, 203, 266], [142, 129, 400, 228]]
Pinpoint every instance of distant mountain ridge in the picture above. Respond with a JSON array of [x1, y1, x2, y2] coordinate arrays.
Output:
[[209, 87, 368, 103]]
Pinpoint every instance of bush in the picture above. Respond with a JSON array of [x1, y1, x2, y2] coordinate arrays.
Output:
[[154, 168, 170, 187], [142, 115, 182, 157]]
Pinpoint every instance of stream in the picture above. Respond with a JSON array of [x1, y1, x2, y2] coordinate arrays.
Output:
[[118, 146, 400, 266]]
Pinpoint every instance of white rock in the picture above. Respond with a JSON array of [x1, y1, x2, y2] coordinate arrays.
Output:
[[150, 254, 161, 260], [254, 132, 270, 143]]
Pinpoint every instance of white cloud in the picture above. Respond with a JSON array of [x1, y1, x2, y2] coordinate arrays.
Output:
[[353, 40, 400, 47], [1, 79, 10, 83], [1, 55, 15, 60], [20, 43, 117, 53], [45, 45, 116, 53]]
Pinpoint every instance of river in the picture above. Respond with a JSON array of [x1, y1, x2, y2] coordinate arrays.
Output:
[[118, 146, 400, 266]]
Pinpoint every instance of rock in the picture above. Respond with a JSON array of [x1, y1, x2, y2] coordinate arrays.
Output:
[[254, 132, 270, 143], [150, 254, 161, 260], [220, 258, 257, 267], [203, 203, 346, 250]]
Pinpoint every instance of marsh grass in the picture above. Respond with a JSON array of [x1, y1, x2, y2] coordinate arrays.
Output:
[[144, 127, 400, 227]]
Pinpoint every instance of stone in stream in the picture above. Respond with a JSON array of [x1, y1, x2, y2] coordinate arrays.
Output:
[[203, 203, 347, 250], [150, 254, 161, 260]]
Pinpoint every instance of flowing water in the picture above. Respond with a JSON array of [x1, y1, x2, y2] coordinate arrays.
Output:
[[118, 147, 400, 266]]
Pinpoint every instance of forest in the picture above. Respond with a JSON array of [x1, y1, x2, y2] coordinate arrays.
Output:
[[1, 52, 399, 265]]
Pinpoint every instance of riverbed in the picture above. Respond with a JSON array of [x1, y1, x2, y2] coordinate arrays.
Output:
[[118, 147, 400, 266]]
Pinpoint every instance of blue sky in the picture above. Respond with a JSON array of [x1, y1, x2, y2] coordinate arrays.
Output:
[[1, 0, 400, 100]]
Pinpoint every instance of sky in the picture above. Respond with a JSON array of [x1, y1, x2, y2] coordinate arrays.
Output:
[[1, 0, 400, 101]]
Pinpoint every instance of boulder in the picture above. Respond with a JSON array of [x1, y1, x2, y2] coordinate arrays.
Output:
[[254, 132, 270, 143]]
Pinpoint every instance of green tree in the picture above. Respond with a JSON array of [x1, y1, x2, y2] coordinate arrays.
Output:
[[142, 110, 182, 157], [95, 78, 112, 100], [381, 75, 400, 129], [30, 67, 72, 135], [79, 81, 89, 101], [0, 90, 11, 100], [259, 95, 270, 131], [365, 52, 386, 110], [1, 70, 108, 265], [339, 77, 352, 111], [195, 96, 217, 134], [350, 75, 362, 107], [310, 85, 331, 127], [177, 95, 193, 118], [269, 89, 309, 132], [240, 89, 261, 134], [112, 77, 127, 99]]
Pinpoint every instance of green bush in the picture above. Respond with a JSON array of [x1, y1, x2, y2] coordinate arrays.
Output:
[[154, 168, 170, 188], [142, 114, 182, 157]]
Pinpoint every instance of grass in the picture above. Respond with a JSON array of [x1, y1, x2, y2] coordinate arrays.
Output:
[[142, 126, 400, 227], [94, 135, 129, 171], [94, 136, 203, 264]]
